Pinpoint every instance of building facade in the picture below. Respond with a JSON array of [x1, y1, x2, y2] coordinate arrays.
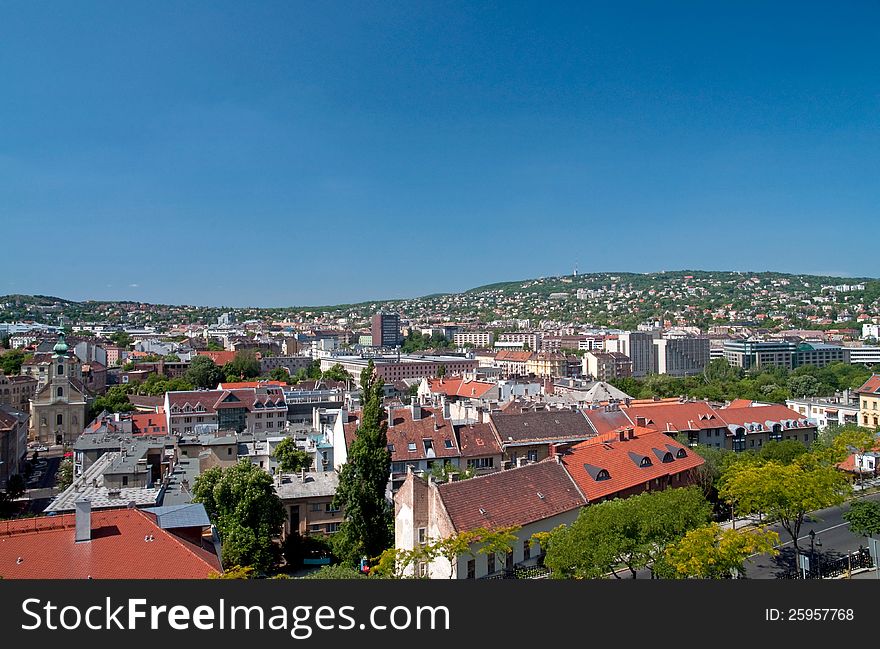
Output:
[[28, 335, 89, 445]]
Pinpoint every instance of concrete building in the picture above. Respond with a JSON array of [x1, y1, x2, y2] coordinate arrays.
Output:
[[164, 385, 288, 436], [605, 332, 656, 377], [847, 346, 880, 366], [371, 312, 402, 348], [583, 351, 633, 381], [453, 331, 495, 348], [497, 332, 542, 351], [862, 324, 880, 340], [525, 351, 567, 379], [654, 335, 710, 377], [786, 396, 859, 430], [723, 339, 798, 370], [794, 342, 849, 367], [276, 471, 343, 538], [320, 354, 478, 383]]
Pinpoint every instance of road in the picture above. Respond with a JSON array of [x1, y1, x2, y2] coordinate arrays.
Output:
[[743, 492, 880, 579]]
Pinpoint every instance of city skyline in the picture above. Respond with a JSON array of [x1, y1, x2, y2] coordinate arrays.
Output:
[[3, 2, 878, 306]]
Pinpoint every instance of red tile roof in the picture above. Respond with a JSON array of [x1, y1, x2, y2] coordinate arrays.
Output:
[[581, 408, 635, 435], [857, 374, 880, 395], [343, 406, 461, 463], [0, 509, 221, 579], [196, 350, 236, 366], [494, 350, 534, 363], [455, 422, 503, 458], [426, 377, 495, 399], [728, 399, 754, 408], [131, 413, 167, 436], [437, 460, 585, 532], [625, 401, 724, 432], [560, 428, 705, 502]]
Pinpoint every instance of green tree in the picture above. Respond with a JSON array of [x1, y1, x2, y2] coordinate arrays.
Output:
[[661, 523, 779, 579], [273, 437, 313, 473], [90, 384, 135, 416], [0, 349, 30, 375], [843, 500, 880, 541], [302, 564, 370, 579], [206, 339, 224, 351], [331, 359, 393, 567], [719, 456, 851, 558], [544, 486, 711, 578], [268, 367, 291, 383], [109, 331, 132, 348], [321, 363, 352, 383], [223, 350, 261, 380], [57, 459, 74, 490], [758, 440, 808, 465], [185, 355, 224, 389], [3, 474, 26, 500], [436, 364, 446, 379], [192, 460, 286, 572], [787, 374, 821, 398]]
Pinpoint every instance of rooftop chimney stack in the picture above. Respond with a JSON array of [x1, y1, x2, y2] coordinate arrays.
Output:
[[411, 402, 421, 421], [627, 427, 635, 440], [75, 499, 92, 543], [387, 405, 395, 428], [618, 429, 627, 442]]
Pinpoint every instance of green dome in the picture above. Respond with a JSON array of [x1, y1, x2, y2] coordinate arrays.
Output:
[[53, 333, 69, 355]]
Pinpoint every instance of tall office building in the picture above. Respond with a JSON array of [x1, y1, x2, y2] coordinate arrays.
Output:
[[654, 336, 710, 377], [371, 312, 402, 348], [605, 332, 656, 377]]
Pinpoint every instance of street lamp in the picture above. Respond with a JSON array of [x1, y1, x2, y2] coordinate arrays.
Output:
[[809, 529, 823, 579]]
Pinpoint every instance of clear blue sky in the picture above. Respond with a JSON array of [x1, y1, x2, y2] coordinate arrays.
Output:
[[2, 1, 878, 307]]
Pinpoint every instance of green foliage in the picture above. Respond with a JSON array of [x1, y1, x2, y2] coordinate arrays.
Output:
[[57, 459, 74, 490], [3, 474, 26, 500], [273, 437, 312, 473], [192, 460, 286, 572], [544, 486, 712, 578], [109, 331, 132, 348], [332, 360, 393, 566], [758, 440, 808, 464], [719, 455, 851, 554], [90, 384, 135, 416], [129, 373, 193, 396], [206, 339, 225, 351], [400, 331, 452, 353], [268, 367, 291, 383], [222, 350, 261, 380], [209, 565, 256, 579], [0, 349, 31, 375], [661, 524, 780, 579], [301, 564, 370, 579], [429, 461, 476, 483], [321, 363, 352, 383], [185, 355, 225, 389], [843, 500, 880, 539]]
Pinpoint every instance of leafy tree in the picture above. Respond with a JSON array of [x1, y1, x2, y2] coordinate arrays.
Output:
[[544, 486, 711, 578], [206, 339, 225, 352], [661, 524, 779, 578], [301, 564, 370, 579], [223, 350, 261, 380], [186, 355, 224, 389], [90, 384, 135, 416], [787, 374, 822, 398], [192, 460, 286, 572], [436, 364, 446, 379], [321, 363, 352, 383], [163, 353, 180, 362], [209, 565, 256, 579], [3, 474, 26, 500], [758, 440, 808, 465], [843, 500, 880, 540], [0, 349, 30, 375], [273, 437, 313, 473], [0, 334, 9, 349], [430, 461, 475, 483], [57, 459, 74, 490], [268, 367, 291, 383], [331, 359, 393, 567], [719, 456, 850, 558], [109, 331, 132, 348]]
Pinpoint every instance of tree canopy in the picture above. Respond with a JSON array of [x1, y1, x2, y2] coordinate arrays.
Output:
[[331, 359, 393, 567], [843, 500, 880, 539], [661, 523, 779, 579], [273, 437, 312, 473], [185, 355, 224, 389], [192, 460, 286, 572]]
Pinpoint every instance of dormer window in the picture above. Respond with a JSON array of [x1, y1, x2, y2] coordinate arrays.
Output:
[[640, 457, 652, 467], [596, 469, 610, 481], [676, 448, 687, 459], [407, 442, 417, 452], [444, 439, 454, 449], [388, 443, 395, 452]]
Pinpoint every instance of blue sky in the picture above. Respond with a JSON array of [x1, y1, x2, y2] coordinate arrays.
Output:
[[2, 1, 878, 307]]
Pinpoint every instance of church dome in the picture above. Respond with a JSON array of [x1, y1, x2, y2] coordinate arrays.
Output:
[[53, 333, 69, 355]]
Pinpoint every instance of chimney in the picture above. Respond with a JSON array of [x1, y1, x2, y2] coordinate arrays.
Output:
[[627, 427, 635, 440], [618, 429, 627, 442], [442, 398, 451, 420], [411, 402, 421, 421], [300, 468, 306, 482], [636, 416, 647, 428], [75, 499, 92, 543], [387, 405, 395, 428]]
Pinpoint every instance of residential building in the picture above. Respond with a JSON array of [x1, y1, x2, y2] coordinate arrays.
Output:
[[493, 350, 533, 376], [394, 461, 584, 579], [718, 404, 818, 451], [786, 396, 859, 430], [0, 372, 37, 411], [857, 375, 880, 429], [525, 351, 567, 378], [418, 376, 499, 403], [276, 470, 343, 538], [164, 386, 288, 436], [488, 409, 594, 467], [583, 351, 633, 381], [371, 312, 402, 348], [0, 404, 28, 490], [453, 331, 495, 348], [455, 420, 503, 474], [497, 332, 541, 351], [320, 354, 477, 383], [259, 355, 313, 376]]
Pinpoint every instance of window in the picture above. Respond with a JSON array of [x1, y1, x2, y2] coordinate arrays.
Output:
[[423, 439, 434, 453], [58, 364, 64, 375], [227, 448, 233, 456], [418, 527, 427, 545], [444, 439, 454, 449], [676, 448, 687, 459], [391, 462, 407, 473], [407, 442, 417, 452], [640, 456, 652, 467], [122, 476, 128, 486], [527, 450, 538, 462], [309, 524, 323, 533], [56, 387, 63, 397], [467, 457, 494, 470], [596, 469, 610, 481], [466, 559, 476, 579], [387, 443, 395, 452], [487, 553, 496, 574], [327, 522, 340, 533], [56, 414, 63, 426], [418, 562, 428, 578], [523, 540, 531, 561], [325, 503, 340, 513], [310, 503, 322, 512]]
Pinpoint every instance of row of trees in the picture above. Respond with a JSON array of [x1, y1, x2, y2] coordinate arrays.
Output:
[[610, 359, 877, 404]]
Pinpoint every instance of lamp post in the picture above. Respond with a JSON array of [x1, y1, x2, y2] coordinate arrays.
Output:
[[809, 529, 822, 579]]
